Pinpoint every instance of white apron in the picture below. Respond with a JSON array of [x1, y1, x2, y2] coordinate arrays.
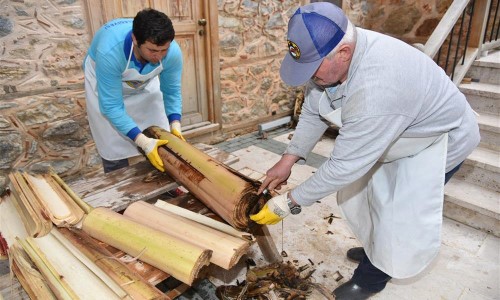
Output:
[[84, 45, 170, 160], [319, 92, 448, 278]]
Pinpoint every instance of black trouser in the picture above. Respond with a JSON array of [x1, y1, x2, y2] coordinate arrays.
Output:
[[351, 162, 463, 292], [101, 157, 129, 173]]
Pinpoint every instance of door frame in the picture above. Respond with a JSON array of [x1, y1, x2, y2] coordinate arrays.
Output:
[[204, 1, 221, 130]]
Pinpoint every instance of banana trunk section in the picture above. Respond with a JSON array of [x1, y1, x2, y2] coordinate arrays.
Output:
[[144, 126, 267, 231]]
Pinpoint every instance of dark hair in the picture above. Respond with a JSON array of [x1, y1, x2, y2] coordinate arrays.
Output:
[[133, 8, 175, 46]]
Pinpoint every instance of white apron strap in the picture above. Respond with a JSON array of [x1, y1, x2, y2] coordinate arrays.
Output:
[[85, 53, 169, 160], [318, 91, 342, 127]]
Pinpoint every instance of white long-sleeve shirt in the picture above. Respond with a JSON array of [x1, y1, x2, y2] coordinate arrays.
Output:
[[287, 28, 480, 206]]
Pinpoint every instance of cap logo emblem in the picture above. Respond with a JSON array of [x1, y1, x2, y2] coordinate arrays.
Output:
[[287, 40, 300, 60]]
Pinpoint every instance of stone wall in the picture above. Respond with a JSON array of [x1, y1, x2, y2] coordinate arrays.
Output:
[[0, 0, 88, 96], [343, 0, 452, 44], [0, 89, 100, 191], [0, 0, 94, 193], [217, 0, 302, 129], [0, 0, 454, 192], [217, 0, 454, 130]]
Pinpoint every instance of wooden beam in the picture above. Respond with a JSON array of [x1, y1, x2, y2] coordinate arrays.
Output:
[[68, 161, 178, 212], [469, 0, 491, 52], [253, 225, 283, 264], [452, 47, 480, 85], [424, 0, 471, 58]]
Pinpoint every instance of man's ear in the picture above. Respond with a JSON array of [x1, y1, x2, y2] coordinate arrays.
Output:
[[339, 44, 353, 62], [131, 34, 138, 46]]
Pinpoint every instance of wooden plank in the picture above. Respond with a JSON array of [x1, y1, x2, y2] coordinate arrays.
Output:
[[453, 47, 480, 85], [165, 284, 190, 299], [82, 0, 105, 37], [253, 225, 283, 264], [68, 161, 179, 212], [67, 144, 237, 213], [469, 0, 490, 48], [184, 123, 220, 139], [206, 0, 222, 126]]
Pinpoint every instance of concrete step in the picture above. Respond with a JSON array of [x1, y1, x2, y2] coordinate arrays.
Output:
[[477, 112, 500, 151], [460, 81, 500, 115], [455, 146, 500, 192], [444, 177, 500, 237], [465, 49, 500, 85], [449, 50, 500, 237]]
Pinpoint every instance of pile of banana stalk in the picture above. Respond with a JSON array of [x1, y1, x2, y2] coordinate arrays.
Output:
[[215, 261, 334, 300]]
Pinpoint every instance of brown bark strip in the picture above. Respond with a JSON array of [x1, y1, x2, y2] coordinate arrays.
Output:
[[143, 126, 267, 231]]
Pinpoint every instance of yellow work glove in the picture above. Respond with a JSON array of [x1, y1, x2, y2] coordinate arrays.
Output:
[[170, 121, 186, 141], [135, 133, 169, 172], [250, 193, 290, 225]]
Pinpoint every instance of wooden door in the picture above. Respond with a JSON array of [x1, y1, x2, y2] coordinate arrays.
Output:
[[83, 0, 219, 130]]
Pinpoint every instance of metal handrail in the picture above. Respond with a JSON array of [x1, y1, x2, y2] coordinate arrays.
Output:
[[422, 0, 498, 85], [424, 0, 472, 59]]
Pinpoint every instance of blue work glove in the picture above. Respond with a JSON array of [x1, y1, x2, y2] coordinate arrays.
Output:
[[135, 133, 169, 172], [250, 193, 290, 225]]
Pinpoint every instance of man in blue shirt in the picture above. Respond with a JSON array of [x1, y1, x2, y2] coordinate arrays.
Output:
[[84, 8, 184, 173]]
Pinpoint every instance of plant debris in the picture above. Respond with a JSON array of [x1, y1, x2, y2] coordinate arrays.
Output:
[[215, 261, 330, 299], [332, 271, 343, 282], [323, 213, 341, 225]]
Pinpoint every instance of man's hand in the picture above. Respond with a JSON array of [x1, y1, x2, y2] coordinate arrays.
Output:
[[135, 133, 169, 172], [257, 154, 299, 194], [250, 193, 290, 225], [170, 121, 186, 141]]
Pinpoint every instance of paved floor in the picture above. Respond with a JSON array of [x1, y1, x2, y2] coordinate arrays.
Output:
[[215, 126, 330, 169], [209, 126, 500, 300]]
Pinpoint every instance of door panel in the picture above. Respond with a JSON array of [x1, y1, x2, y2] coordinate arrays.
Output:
[[153, 0, 207, 126], [122, 1, 150, 17], [177, 37, 204, 125], [84, 0, 210, 127]]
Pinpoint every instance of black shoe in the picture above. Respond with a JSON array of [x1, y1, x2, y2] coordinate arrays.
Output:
[[347, 247, 366, 263], [333, 279, 375, 300]]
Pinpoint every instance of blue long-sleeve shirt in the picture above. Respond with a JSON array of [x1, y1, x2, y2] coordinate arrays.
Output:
[[85, 18, 183, 140]]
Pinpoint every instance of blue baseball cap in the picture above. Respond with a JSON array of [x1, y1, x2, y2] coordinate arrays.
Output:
[[280, 2, 348, 86]]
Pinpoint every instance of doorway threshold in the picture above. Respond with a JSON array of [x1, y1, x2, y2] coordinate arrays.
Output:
[[184, 122, 220, 138]]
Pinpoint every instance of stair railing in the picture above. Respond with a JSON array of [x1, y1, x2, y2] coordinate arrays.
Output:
[[421, 0, 499, 85]]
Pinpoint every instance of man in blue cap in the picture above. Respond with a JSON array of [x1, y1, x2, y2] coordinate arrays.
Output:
[[251, 2, 479, 299]]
